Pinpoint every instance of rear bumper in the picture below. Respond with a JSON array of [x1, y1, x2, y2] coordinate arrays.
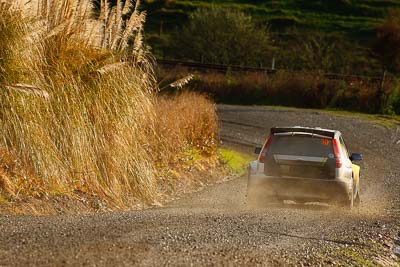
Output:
[[248, 173, 351, 202]]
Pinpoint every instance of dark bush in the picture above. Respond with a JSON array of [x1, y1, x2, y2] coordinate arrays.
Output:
[[170, 7, 273, 67], [276, 32, 365, 74], [372, 10, 400, 74]]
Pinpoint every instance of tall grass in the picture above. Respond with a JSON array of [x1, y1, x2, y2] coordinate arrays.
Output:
[[154, 91, 218, 170], [0, 0, 218, 209]]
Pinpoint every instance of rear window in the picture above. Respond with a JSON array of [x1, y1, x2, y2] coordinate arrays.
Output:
[[268, 135, 333, 157]]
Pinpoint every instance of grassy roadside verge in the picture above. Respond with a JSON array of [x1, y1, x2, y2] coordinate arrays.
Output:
[[219, 148, 254, 176]]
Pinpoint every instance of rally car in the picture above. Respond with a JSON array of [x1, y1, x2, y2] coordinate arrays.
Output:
[[247, 127, 362, 208]]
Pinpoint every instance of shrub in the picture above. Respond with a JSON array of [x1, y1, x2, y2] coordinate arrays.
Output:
[[276, 31, 364, 74], [372, 10, 400, 74], [382, 81, 400, 115], [170, 7, 273, 66]]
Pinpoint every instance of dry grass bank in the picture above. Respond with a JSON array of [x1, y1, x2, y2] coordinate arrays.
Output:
[[153, 92, 225, 201], [0, 1, 221, 214]]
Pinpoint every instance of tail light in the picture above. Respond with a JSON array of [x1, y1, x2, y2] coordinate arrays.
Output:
[[259, 135, 273, 163], [332, 139, 343, 168]]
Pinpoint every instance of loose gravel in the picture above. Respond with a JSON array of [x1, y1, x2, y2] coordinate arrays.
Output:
[[0, 105, 398, 266]]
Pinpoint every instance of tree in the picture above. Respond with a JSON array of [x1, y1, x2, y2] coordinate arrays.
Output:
[[297, 33, 343, 72], [372, 10, 400, 113], [171, 7, 273, 66], [372, 10, 400, 74], [277, 31, 358, 73]]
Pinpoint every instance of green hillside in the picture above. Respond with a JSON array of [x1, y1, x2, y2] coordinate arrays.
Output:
[[142, 0, 399, 66], [143, 0, 398, 36]]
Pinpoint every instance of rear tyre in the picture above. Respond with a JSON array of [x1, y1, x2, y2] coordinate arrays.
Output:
[[354, 192, 360, 207], [345, 177, 357, 209], [340, 181, 354, 209], [347, 188, 354, 209], [354, 174, 361, 208]]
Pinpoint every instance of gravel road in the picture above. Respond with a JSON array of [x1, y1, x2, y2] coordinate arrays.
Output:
[[0, 105, 399, 266]]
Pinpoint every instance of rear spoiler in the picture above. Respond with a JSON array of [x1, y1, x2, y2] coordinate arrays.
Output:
[[271, 127, 335, 139]]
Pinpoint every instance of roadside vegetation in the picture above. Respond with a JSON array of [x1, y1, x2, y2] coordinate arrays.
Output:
[[157, 6, 400, 116], [170, 7, 273, 66], [0, 1, 221, 213], [219, 149, 254, 176], [160, 68, 400, 115]]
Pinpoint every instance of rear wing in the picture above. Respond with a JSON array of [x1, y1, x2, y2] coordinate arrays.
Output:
[[270, 127, 335, 139]]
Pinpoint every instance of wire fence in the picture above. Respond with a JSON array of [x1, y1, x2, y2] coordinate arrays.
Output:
[[157, 58, 383, 83]]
